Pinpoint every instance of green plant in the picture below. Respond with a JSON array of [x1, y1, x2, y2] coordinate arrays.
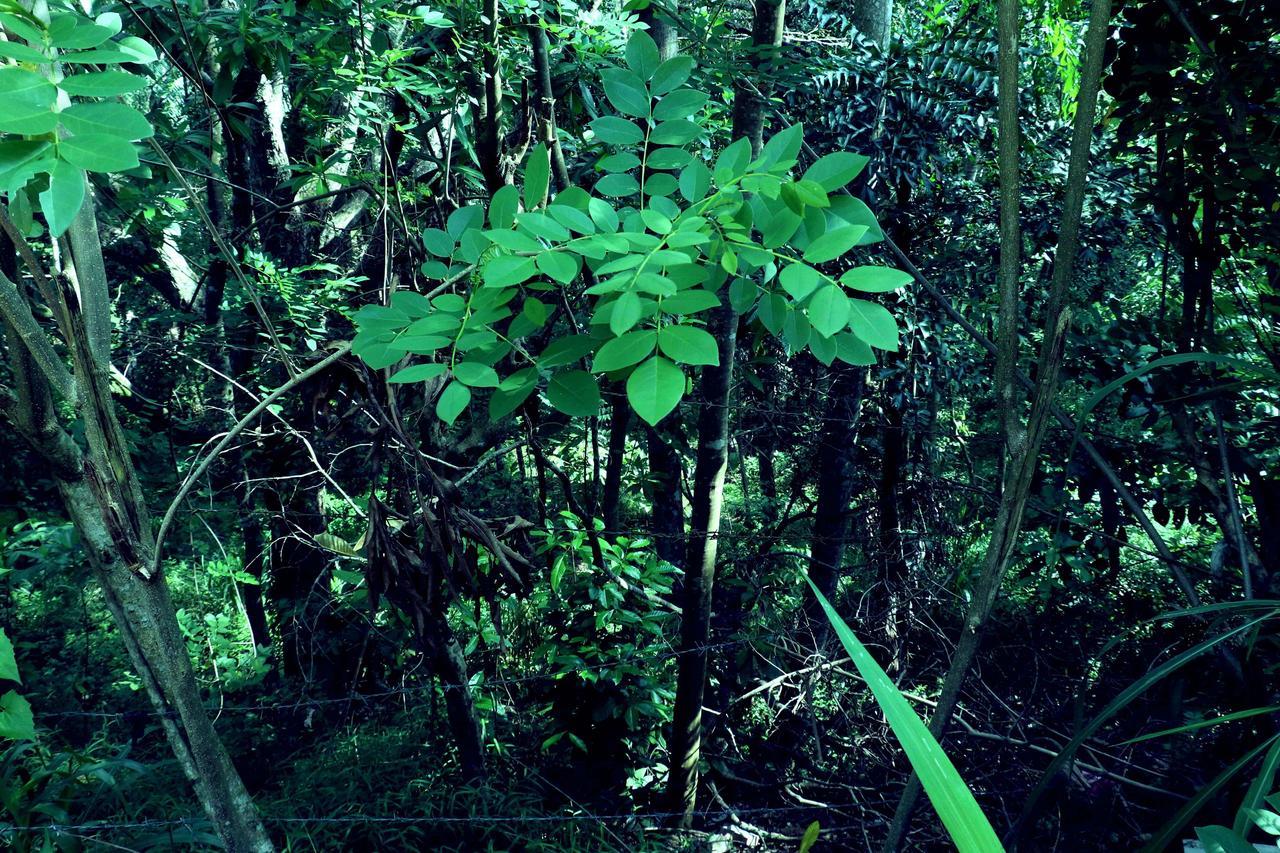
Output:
[[350, 30, 906, 427], [809, 581, 1004, 853], [0, 628, 32, 742]]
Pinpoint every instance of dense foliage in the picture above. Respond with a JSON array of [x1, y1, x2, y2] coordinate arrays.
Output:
[[1, 0, 1277, 849]]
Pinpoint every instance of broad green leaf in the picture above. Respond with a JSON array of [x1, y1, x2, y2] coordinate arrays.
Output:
[[539, 334, 596, 368], [841, 265, 912, 292], [807, 285, 851, 337], [803, 152, 869, 191], [714, 137, 752, 184], [783, 307, 812, 350], [484, 255, 536, 288], [834, 332, 875, 365], [1234, 736, 1280, 835], [590, 116, 645, 145], [0, 140, 51, 183], [653, 89, 708, 122], [0, 68, 58, 134], [58, 134, 139, 173], [0, 691, 33, 740], [1195, 826, 1259, 853], [0, 13, 44, 44], [848, 298, 898, 351], [588, 197, 620, 232], [758, 123, 804, 170], [593, 330, 656, 372], [490, 368, 538, 420], [547, 369, 601, 416], [625, 31, 661, 80], [52, 21, 115, 49], [599, 151, 642, 172], [435, 380, 471, 425], [58, 70, 148, 97], [678, 161, 711, 202], [0, 631, 19, 684], [641, 209, 672, 234], [803, 224, 868, 264], [452, 361, 500, 388], [626, 356, 685, 425], [59, 102, 154, 140], [523, 143, 551, 210], [651, 55, 694, 95], [810, 583, 1004, 853], [597, 173, 640, 198], [517, 210, 570, 241], [489, 184, 520, 229], [610, 291, 643, 335], [810, 331, 836, 365], [650, 119, 700, 145], [602, 67, 651, 118], [647, 147, 693, 170], [38, 159, 85, 238], [115, 35, 158, 63], [447, 204, 485, 238], [661, 289, 720, 315], [0, 40, 49, 63], [780, 263, 821, 300], [536, 250, 579, 284], [1244, 808, 1280, 835], [547, 203, 596, 234], [658, 324, 719, 366], [388, 363, 447, 383]]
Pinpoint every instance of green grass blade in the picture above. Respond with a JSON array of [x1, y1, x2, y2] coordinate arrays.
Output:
[[809, 581, 1004, 853], [1234, 735, 1280, 835], [1115, 706, 1280, 746], [1139, 734, 1280, 853]]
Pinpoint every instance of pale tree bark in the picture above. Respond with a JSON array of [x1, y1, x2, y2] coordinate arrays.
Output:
[[850, 0, 893, 51], [880, 0, 1113, 848], [639, 0, 679, 60], [665, 0, 784, 825], [0, 193, 273, 853]]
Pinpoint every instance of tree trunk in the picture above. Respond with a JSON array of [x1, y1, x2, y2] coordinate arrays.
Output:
[[666, 0, 784, 823], [602, 390, 631, 534], [850, 0, 893, 51], [647, 423, 685, 566]]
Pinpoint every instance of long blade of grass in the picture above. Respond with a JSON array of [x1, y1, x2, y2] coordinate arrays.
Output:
[[1234, 735, 1280, 835], [1013, 609, 1279, 844], [808, 581, 1004, 853], [1139, 734, 1280, 852], [1114, 706, 1280, 746]]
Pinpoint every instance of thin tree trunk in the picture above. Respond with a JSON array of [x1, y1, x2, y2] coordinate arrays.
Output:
[[424, 610, 487, 781], [639, 1, 679, 60], [881, 1, 1111, 846], [529, 20, 571, 191], [647, 423, 684, 565], [850, 0, 893, 50], [602, 390, 631, 533], [666, 0, 783, 823]]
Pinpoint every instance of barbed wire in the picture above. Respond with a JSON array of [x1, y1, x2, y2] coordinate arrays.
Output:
[[0, 799, 879, 838]]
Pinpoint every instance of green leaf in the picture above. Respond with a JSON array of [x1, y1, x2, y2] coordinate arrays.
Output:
[[803, 224, 868, 264], [539, 335, 596, 368], [661, 289, 719, 315], [647, 147, 693, 170], [435, 381, 471, 425], [599, 151, 641, 173], [798, 822, 821, 853], [547, 203, 596, 235], [841, 265, 912, 292], [489, 184, 520, 229], [679, 161, 711, 203], [115, 35, 158, 64], [1195, 826, 1258, 853], [490, 368, 538, 420], [835, 332, 875, 365], [806, 285, 851, 337], [610, 291, 643, 335], [602, 67, 650, 118], [447, 204, 485, 239], [59, 102, 154, 140], [38, 159, 85, 238], [803, 152, 869, 191], [641, 209, 672, 234], [596, 173, 640, 198], [547, 369, 601, 416], [58, 70, 148, 98], [388, 363, 447, 383], [591, 116, 645, 145], [780, 263, 821, 301], [58, 134, 139, 173], [536, 250, 579, 284], [0, 140, 51, 183], [0, 40, 49, 63], [651, 55, 695, 96], [0, 631, 19, 684], [593, 330, 656, 372], [51, 21, 115, 50], [658, 324, 719, 366], [650, 120, 700, 146], [714, 137, 752, 184], [452, 361, 500, 388], [0, 691, 34, 740], [848, 299, 898, 351], [0, 68, 58, 134], [588, 197, 620, 233], [625, 31, 661, 80], [523, 143, 550, 210], [653, 88, 708, 122], [626, 356, 685, 425], [484, 255, 537, 288], [810, 583, 1004, 853], [1235, 735, 1280, 835]]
